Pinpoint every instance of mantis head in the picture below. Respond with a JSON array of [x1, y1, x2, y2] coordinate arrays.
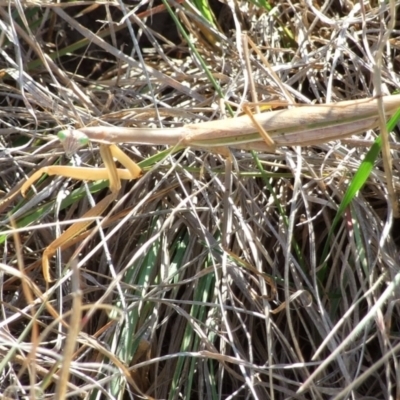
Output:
[[58, 130, 90, 157]]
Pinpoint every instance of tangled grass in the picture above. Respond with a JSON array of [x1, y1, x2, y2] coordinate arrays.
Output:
[[1, 1, 400, 399]]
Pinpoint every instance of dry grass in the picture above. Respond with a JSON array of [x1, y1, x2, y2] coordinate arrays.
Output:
[[1, 1, 400, 399]]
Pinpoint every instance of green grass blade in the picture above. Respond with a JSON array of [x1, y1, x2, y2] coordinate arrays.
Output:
[[318, 106, 400, 282]]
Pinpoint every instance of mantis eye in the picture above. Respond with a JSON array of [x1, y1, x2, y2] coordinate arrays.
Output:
[[58, 130, 89, 157]]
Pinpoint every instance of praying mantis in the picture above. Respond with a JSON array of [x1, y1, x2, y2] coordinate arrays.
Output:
[[17, 94, 400, 282]]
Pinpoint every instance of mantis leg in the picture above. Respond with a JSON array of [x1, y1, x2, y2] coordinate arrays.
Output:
[[243, 104, 276, 150], [41, 192, 117, 282], [21, 144, 142, 196], [22, 143, 143, 282]]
